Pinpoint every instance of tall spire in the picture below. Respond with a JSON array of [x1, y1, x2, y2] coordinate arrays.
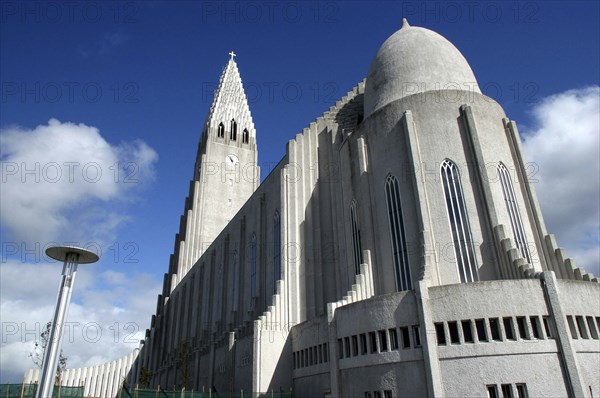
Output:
[[169, 53, 259, 288], [204, 54, 255, 143]]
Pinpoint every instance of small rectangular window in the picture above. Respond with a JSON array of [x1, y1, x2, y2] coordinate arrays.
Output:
[[389, 328, 399, 350], [501, 384, 514, 398], [413, 326, 422, 347], [374, 392, 382, 398], [352, 335, 359, 356], [383, 391, 392, 398], [576, 316, 589, 339], [323, 343, 328, 362], [364, 393, 372, 398], [543, 316, 554, 339], [503, 317, 516, 341], [379, 330, 388, 351], [448, 321, 460, 344], [516, 384, 528, 398], [318, 344, 323, 363], [338, 339, 344, 359], [370, 331, 378, 353], [309, 347, 313, 366], [462, 320, 474, 343], [516, 317, 528, 339], [487, 385, 499, 398], [530, 316, 542, 339], [567, 316, 579, 339], [345, 337, 351, 357], [586, 316, 599, 339], [490, 318, 502, 341], [435, 322, 446, 345], [476, 319, 488, 342], [292, 352, 296, 369], [400, 326, 410, 349], [360, 333, 368, 354], [304, 349, 308, 367]]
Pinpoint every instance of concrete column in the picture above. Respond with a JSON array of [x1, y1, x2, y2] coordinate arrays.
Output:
[[460, 105, 504, 277], [504, 119, 550, 271], [403, 110, 438, 283], [415, 280, 444, 397], [327, 303, 341, 398], [541, 271, 586, 398]]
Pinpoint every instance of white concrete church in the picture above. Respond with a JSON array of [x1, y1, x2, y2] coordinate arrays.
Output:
[[26, 20, 600, 397]]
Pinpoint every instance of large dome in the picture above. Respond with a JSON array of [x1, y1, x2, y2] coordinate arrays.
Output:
[[364, 19, 480, 118]]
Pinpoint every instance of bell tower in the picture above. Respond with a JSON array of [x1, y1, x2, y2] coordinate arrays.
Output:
[[170, 52, 259, 286]]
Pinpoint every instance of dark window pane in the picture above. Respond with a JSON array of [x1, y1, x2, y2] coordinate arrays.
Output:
[[530, 316, 542, 339], [435, 323, 446, 345], [503, 318, 516, 341], [462, 320, 474, 343], [448, 321, 460, 344], [400, 327, 410, 349], [476, 319, 488, 342], [516, 317, 528, 339], [389, 329, 399, 350], [413, 326, 421, 347], [487, 385, 499, 398], [370, 331, 378, 353], [490, 318, 502, 341], [379, 330, 388, 351]]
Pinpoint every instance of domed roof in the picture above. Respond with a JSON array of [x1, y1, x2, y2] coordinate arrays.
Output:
[[364, 19, 480, 117]]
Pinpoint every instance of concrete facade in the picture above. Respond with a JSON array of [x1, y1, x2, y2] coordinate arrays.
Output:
[[27, 20, 600, 397]]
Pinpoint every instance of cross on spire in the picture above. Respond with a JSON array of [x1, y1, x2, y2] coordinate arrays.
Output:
[[229, 51, 236, 60]]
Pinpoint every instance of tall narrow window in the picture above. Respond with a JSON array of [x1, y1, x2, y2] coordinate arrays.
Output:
[[350, 200, 364, 275], [273, 210, 281, 293], [217, 122, 225, 138], [215, 263, 223, 320], [242, 128, 249, 144], [230, 119, 237, 141], [385, 175, 412, 291], [498, 163, 531, 263], [440, 159, 479, 283], [231, 251, 238, 311], [250, 234, 257, 300]]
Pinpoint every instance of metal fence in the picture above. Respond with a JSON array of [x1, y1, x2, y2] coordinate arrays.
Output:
[[121, 388, 292, 398], [0, 384, 83, 398]]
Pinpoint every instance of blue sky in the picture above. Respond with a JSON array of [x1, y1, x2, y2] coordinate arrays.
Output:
[[1, 1, 599, 382]]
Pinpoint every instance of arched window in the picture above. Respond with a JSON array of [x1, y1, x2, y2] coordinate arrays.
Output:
[[350, 200, 363, 275], [385, 175, 412, 291], [498, 163, 531, 263], [217, 122, 225, 138], [215, 263, 223, 318], [250, 233, 257, 300], [440, 159, 479, 283], [230, 119, 237, 141], [231, 251, 238, 311], [273, 210, 281, 293], [242, 128, 249, 144]]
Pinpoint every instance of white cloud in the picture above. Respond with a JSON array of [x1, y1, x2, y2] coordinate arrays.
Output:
[[0, 118, 158, 246], [0, 260, 160, 383], [523, 86, 600, 276], [0, 119, 160, 383]]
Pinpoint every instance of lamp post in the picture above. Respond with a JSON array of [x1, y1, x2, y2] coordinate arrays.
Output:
[[36, 246, 99, 398]]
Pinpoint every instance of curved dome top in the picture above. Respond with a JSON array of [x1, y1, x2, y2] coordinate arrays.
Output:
[[364, 19, 480, 118]]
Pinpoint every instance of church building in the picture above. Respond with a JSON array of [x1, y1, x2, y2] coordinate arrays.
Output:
[[25, 20, 600, 398]]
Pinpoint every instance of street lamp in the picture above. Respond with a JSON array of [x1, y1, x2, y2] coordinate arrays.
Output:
[[36, 246, 99, 398]]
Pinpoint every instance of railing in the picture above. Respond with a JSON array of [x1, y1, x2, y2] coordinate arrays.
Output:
[[0, 384, 83, 398], [121, 387, 292, 398]]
